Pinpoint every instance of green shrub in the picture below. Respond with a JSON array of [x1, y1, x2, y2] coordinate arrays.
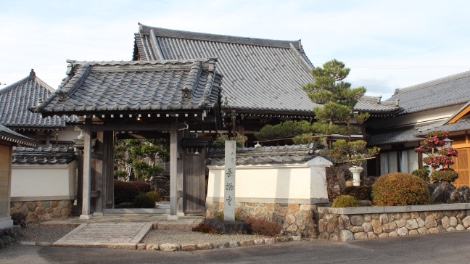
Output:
[[215, 212, 243, 221], [332, 195, 358, 207], [412, 168, 430, 182], [343, 186, 372, 200], [132, 181, 151, 193], [114, 170, 127, 178], [372, 172, 431, 206], [431, 168, 458, 183], [114, 180, 140, 204], [145, 191, 161, 202], [245, 217, 282, 236], [133, 194, 155, 208]]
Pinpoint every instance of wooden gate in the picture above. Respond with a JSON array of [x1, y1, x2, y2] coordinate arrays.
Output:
[[182, 138, 211, 216]]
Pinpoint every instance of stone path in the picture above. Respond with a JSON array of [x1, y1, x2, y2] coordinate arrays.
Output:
[[53, 223, 152, 249]]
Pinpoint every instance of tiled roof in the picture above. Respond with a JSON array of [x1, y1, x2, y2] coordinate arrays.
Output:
[[355, 96, 402, 116], [417, 115, 470, 135], [206, 144, 318, 165], [0, 69, 66, 129], [12, 146, 75, 164], [134, 24, 318, 115], [0, 124, 36, 147], [368, 126, 422, 146], [36, 59, 222, 116], [385, 70, 470, 114]]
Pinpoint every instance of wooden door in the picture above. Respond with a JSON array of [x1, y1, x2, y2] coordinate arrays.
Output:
[[183, 148, 206, 215], [453, 148, 470, 188], [0, 144, 11, 219]]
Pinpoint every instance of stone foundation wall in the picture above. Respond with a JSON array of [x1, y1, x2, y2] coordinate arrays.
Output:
[[10, 200, 73, 223], [206, 201, 318, 237], [318, 204, 470, 241]]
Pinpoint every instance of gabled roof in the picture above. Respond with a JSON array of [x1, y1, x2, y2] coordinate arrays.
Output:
[[0, 124, 36, 147], [416, 101, 470, 135], [134, 24, 318, 115], [36, 59, 222, 116], [385, 70, 470, 114], [0, 69, 66, 129], [355, 96, 402, 116]]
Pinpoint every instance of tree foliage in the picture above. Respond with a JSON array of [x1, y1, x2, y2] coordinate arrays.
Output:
[[302, 59, 378, 166], [114, 138, 167, 180]]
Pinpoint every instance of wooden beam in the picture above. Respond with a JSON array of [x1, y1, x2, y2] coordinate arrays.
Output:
[[91, 122, 171, 132], [80, 118, 92, 219], [169, 118, 178, 218]]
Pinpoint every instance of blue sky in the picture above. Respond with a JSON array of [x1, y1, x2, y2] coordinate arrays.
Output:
[[1, 0, 470, 99]]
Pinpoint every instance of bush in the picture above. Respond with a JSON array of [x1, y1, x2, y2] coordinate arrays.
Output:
[[114, 180, 140, 204], [133, 194, 156, 208], [332, 195, 358, 207], [192, 223, 218, 234], [145, 191, 161, 202], [431, 168, 458, 183], [132, 181, 151, 193], [412, 168, 430, 182], [343, 186, 372, 200], [372, 172, 431, 206], [245, 217, 282, 236]]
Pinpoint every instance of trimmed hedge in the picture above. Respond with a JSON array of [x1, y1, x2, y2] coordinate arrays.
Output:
[[343, 186, 372, 200], [372, 172, 431, 206], [114, 180, 140, 204], [132, 181, 151, 193], [133, 194, 156, 208], [332, 195, 358, 207]]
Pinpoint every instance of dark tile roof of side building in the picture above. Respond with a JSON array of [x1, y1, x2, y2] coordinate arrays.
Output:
[[0, 69, 66, 129], [134, 24, 318, 115], [12, 146, 75, 164], [206, 144, 320, 165], [36, 59, 222, 116], [354, 96, 402, 116], [384, 70, 470, 114], [0, 124, 36, 147]]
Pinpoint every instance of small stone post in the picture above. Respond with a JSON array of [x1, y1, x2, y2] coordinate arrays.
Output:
[[349, 166, 364, 186]]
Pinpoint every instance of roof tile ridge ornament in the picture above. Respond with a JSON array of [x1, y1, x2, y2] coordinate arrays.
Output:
[[139, 24, 296, 49], [289, 42, 314, 73], [149, 28, 164, 60], [182, 61, 202, 100]]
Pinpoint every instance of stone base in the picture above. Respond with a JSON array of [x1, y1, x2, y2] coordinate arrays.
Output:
[[10, 200, 73, 223], [206, 201, 318, 238], [204, 218, 250, 234]]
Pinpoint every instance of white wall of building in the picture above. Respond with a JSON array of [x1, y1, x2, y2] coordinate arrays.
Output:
[[11, 161, 77, 200], [207, 156, 332, 204]]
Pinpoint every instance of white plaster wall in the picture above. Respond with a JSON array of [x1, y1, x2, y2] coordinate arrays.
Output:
[[57, 125, 80, 142], [207, 157, 331, 202], [11, 161, 77, 198]]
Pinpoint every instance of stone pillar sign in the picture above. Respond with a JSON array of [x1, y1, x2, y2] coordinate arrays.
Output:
[[224, 140, 236, 221]]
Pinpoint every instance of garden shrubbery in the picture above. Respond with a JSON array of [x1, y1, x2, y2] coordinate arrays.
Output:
[[343, 186, 372, 201], [133, 194, 156, 208], [332, 195, 358, 207], [372, 172, 431, 206], [145, 191, 161, 202], [132, 181, 151, 193], [114, 180, 140, 204], [245, 217, 282, 236]]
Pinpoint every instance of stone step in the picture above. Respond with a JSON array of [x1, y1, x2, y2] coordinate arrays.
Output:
[[103, 208, 170, 215]]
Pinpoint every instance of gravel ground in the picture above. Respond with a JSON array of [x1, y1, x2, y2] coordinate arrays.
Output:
[[18, 224, 269, 245], [19, 223, 77, 243]]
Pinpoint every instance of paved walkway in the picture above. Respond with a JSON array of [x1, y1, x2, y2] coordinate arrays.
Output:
[[53, 222, 152, 248], [42, 206, 204, 249]]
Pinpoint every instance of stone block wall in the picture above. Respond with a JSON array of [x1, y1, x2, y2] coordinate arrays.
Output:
[[206, 201, 318, 237], [10, 200, 73, 223], [318, 204, 470, 241]]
